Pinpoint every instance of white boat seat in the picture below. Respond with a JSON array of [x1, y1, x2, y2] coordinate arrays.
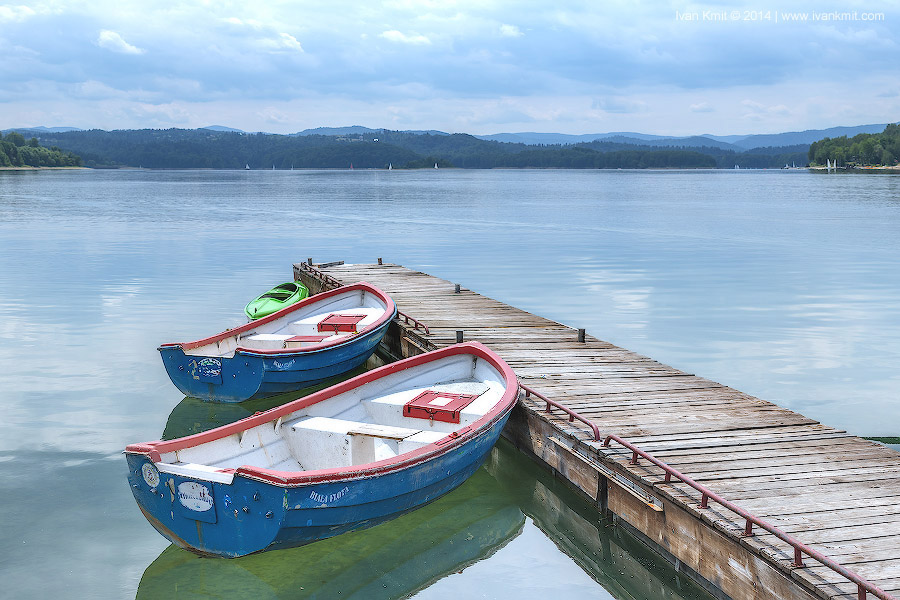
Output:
[[348, 423, 420, 441], [283, 416, 448, 468], [242, 333, 294, 350]]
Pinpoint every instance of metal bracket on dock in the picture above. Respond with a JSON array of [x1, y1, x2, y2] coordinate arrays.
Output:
[[550, 437, 663, 512]]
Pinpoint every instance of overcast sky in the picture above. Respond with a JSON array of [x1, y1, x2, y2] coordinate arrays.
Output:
[[1, 0, 898, 135]]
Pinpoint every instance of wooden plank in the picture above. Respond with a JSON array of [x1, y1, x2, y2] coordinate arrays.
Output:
[[307, 263, 900, 600]]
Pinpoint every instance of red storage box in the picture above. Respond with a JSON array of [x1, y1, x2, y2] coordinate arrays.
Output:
[[403, 390, 480, 423], [317, 313, 366, 334]]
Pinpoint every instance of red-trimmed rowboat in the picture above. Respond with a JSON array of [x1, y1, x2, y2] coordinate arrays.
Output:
[[126, 342, 518, 558], [158, 282, 396, 403]]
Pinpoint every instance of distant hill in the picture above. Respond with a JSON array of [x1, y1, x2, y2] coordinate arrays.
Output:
[[475, 131, 676, 145], [732, 124, 893, 149], [11, 122, 896, 151], [20, 127, 810, 169], [202, 125, 245, 133], [2, 126, 83, 135], [600, 135, 738, 151], [293, 126, 449, 137], [700, 134, 751, 144], [293, 126, 381, 136], [476, 123, 897, 150]]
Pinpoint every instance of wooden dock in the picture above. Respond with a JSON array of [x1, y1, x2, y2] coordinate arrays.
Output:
[[296, 261, 900, 600]]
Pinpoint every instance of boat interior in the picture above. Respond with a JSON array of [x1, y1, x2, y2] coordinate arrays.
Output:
[[154, 353, 508, 484], [185, 289, 388, 357]]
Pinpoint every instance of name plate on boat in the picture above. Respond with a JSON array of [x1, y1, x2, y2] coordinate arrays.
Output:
[[176, 481, 217, 523], [403, 391, 480, 424], [189, 357, 223, 384]]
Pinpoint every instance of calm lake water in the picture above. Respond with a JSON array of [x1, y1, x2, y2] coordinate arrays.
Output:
[[1, 168, 898, 599]]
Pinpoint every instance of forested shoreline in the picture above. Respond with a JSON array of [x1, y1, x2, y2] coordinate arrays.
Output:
[[0, 131, 82, 167], [808, 124, 899, 167], [20, 128, 806, 170]]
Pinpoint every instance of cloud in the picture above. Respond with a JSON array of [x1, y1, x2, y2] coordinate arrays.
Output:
[[379, 30, 431, 45], [0, 5, 35, 22], [740, 99, 791, 120], [592, 96, 648, 114], [256, 107, 293, 125], [97, 30, 144, 55], [2, 1, 899, 134], [261, 32, 304, 53]]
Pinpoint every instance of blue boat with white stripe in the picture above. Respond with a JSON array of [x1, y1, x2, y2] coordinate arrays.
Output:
[[158, 282, 396, 403], [126, 342, 519, 558]]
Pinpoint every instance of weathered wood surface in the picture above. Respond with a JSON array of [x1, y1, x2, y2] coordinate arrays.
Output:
[[300, 262, 900, 600]]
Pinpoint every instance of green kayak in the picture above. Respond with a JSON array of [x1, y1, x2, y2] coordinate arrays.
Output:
[[244, 281, 310, 319]]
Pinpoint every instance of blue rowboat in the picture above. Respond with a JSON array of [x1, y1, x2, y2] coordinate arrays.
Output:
[[126, 342, 519, 558], [158, 282, 396, 403]]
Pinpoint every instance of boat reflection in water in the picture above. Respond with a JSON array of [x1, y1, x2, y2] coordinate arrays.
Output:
[[160, 363, 373, 441], [137, 422, 712, 600], [136, 464, 526, 599]]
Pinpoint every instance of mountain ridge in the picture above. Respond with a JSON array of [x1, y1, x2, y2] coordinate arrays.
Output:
[[5, 122, 893, 151]]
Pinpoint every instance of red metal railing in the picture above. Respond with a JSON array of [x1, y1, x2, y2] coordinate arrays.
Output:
[[397, 311, 430, 335], [518, 383, 894, 600], [298, 264, 430, 335], [297, 262, 343, 289], [520, 384, 601, 442]]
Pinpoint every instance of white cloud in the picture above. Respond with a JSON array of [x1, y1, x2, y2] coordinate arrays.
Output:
[[256, 107, 293, 125], [592, 96, 648, 114], [222, 17, 264, 30], [741, 99, 791, 120], [97, 30, 145, 55], [0, 5, 35, 22], [260, 32, 304, 53], [499, 24, 523, 37], [380, 30, 432, 45], [690, 102, 714, 113]]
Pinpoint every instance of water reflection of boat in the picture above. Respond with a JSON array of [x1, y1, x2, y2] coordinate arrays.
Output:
[[136, 467, 525, 599], [161, 363, 372, 441]]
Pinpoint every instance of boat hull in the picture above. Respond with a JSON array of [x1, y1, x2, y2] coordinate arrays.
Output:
[[125, 406, 512, 558], [159, 317, 391, 403]]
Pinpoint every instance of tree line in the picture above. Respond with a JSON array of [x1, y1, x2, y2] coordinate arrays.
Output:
[[26, 127, 805, 170], [0, 131, 82, 167], [808, 124, 900, 167]]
